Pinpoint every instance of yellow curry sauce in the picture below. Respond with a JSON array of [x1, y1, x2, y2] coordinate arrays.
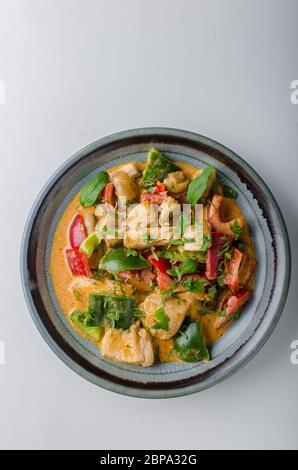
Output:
[[50, 156, 256, 365]]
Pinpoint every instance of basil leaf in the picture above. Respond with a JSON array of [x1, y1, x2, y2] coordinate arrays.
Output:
[[152, 307, 169, 330], [167, 258, 198, 280], [80, 172, 109, 207], [186, 166, 215, 205], [100, 248, 148, 273], [222, 185, 238, 199]]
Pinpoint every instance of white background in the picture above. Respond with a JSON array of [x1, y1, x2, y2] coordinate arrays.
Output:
[[0, 0, 297, 450]]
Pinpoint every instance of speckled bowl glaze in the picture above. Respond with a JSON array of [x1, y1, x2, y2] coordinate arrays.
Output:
[[21, 128, 291, 398]]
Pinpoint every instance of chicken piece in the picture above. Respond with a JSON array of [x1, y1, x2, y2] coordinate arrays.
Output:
[[126, 201, 158, 231], [111, 170, 139, 202], [183, 205, 210, 251], [176, 291, 204, 319], [183, 225, 202, 251], [94, 203, 120, 248], [118, 269, 156, 293], [116, 163, 140, 179], [164, 171, 189, 193], [79, 207, 96, 235], [100, 322, 154, 367], [209, 194, 245, 237], [69, 276, 134, 311], [224, 248, 257, 292], [159, 196, 181, 227], [141, 293, 189, 340], [124, 227, 174, 249]]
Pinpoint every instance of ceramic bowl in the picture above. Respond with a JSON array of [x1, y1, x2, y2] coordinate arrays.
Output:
[[21, 128, 291, 398]]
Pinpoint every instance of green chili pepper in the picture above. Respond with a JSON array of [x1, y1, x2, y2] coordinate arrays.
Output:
[[70, 310, 103, 341], [100, 248, 148, 273], [174, 321, 209, 362], [79, 232, 101, 258]]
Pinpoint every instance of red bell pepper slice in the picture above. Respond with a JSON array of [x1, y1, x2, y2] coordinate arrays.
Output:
[[205, 232, 233, 280], [157, 271, 172, 290], [102, 182, 115, 204], [69, 214, 87, 249], [156, 182, 166, 192], [65, 248, 92, 277], [148, 255, 171, 273], [215, 289, 252, 329], [141, 191, 168, 204], [224, 248, 257, 292]]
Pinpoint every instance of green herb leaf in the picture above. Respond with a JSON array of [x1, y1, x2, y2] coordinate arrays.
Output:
[[150, 247, 159, 260], [80, 172, 109, 207], [152, 307, 170, 330], [207, 286, 217, 300], [216, 274, 225, 287], [183, 277, 207, 293], [230, 220, 244, 239], [222, 185, 238, 199], [186, 166, 215, 205], [216, 309, 227, 318], [167, 258, 198, 280]]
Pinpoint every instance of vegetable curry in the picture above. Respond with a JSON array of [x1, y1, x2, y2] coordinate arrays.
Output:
[[50, 148, 257, 367]]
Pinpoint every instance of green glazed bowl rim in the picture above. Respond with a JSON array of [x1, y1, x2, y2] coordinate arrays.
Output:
[[20, 127, 291, 398]]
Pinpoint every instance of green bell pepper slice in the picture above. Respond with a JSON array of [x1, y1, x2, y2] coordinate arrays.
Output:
[[104, 296, 136, 329], [70, 310, 103, 341], [79, 232, 101, 258], [141, 147, 179, 188], [100, 248, 148, 273], [174, 321, 210, 362]]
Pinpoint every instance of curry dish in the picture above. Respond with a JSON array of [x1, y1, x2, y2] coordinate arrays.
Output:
[[50, 148, 257, 366]]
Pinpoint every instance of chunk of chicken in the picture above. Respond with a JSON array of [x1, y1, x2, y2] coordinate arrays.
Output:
[[111, 170, 139, 202], [159, 197, 181, 227], [69, 276, 134, 311], [126, 201, 158, 231], [116, 163, 140, 179], [95, 203, 120, 249], [124, 227, 174, 249], [141, 293, 189, 340], [164, 171, 189, 193], [79, 207, 96, 235], [100, 322, 154, 367]]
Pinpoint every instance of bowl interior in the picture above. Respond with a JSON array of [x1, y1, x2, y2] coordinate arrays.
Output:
[[22, 129, 290, 398]]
